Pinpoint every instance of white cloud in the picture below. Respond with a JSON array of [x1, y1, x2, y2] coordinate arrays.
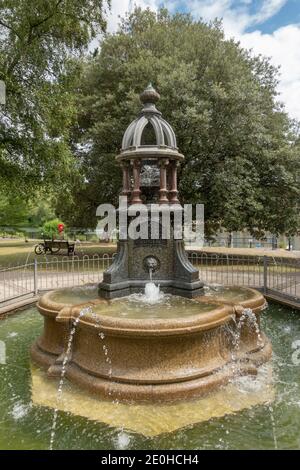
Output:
[[89, 0, 157, 50], [106, 0, 300, 120], [163, 1, 289, 35], [106, 0, 158, 32], [240, 24, 300, 120], [106, 0, 129, 32], [252, 0, 288, 24]]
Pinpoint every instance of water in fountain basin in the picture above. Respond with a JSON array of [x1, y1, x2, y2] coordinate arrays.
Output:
[[204, 285, 257, 302], [91, 296, 217, 319], [47, 285, 261, 313], [1, 303, 300, 449], [48, 285, 99, 305]]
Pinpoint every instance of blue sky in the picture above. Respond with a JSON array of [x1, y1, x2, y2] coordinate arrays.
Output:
[[189, 0, 300, 33], [172, 0, 300, 33], [107, 1, 300, 119], [245, 0, 300, 33]]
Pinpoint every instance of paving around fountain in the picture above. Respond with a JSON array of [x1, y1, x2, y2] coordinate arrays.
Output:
[[1, 86, 300, 451]]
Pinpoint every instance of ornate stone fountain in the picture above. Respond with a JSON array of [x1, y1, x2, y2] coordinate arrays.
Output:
[[31, 85, 272, 405]]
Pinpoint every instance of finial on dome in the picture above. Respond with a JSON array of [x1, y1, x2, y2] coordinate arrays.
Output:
[[140, 83, 160, 105]]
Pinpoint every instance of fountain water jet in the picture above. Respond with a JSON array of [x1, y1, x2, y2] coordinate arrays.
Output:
[[49, 306, 92, 450], [144, 282, 162, 303]]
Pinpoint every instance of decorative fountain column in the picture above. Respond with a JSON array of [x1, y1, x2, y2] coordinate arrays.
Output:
[[99, 84, 203, 299], [31, 84, 272, 405]]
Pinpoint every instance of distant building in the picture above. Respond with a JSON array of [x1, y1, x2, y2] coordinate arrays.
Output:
[[205, 229, 300, 251]]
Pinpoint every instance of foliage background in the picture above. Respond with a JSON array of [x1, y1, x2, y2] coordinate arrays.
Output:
[[57, 8, 300, 237], [0, 4, 299, 238], [0, 0, 108, 194]]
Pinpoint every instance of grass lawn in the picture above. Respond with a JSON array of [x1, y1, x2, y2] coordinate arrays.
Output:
[[1, 239, 299, 271], [0, 239, 117, 268]]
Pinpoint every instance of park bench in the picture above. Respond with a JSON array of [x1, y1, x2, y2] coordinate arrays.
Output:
[[34, 239, 76, 256]]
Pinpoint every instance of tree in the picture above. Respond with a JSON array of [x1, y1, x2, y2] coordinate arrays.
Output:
[[58, 7, 300, 237], [0, 0, 108, 194], [0, 189, 55, 227]]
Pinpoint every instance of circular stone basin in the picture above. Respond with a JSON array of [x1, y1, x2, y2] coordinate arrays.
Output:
[[90, 295, 218, 320], [32, 284, 271, 402], [204, 285, 256, 302], [47, 285, 99, 305], [201, 285, 266, 313]]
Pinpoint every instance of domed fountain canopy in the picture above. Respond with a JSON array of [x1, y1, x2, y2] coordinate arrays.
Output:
[[116, 84, 184, 163]]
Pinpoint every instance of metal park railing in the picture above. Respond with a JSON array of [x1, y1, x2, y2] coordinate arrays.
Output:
[[188, 252, 300, 306], [0, 263, 36, 304], [0, 254, 115, 306], [188, 252, 265, 288], [0, 252, 299, 309]]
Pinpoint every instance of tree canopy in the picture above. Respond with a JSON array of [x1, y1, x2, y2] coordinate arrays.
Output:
[[60, 8, 299, 237], [0, 189, 55, 227], [0, 0, 108, 194]]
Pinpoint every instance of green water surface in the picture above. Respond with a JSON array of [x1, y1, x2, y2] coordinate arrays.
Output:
[[0, 303, 300, 450]]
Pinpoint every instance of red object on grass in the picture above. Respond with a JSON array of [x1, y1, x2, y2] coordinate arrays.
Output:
[[58, 223, 64, 233]]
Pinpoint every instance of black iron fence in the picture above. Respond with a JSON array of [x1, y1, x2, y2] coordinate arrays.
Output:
[[0, 253, 299, 309]]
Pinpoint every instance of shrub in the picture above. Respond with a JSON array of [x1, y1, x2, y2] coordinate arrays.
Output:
[[41, 219, 65, 239]]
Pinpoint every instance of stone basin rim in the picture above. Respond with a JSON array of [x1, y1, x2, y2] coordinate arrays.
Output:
[[197, 286, 267, 314], [54, 301, 235, 335], [38, 285, 264, 311], [36, 285, 265, 335]]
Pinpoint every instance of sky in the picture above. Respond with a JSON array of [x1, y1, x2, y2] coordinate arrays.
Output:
[[104, 0, 300, 121]]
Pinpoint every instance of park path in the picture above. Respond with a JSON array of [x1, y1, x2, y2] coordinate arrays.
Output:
[[188, 246, 300, 258]]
